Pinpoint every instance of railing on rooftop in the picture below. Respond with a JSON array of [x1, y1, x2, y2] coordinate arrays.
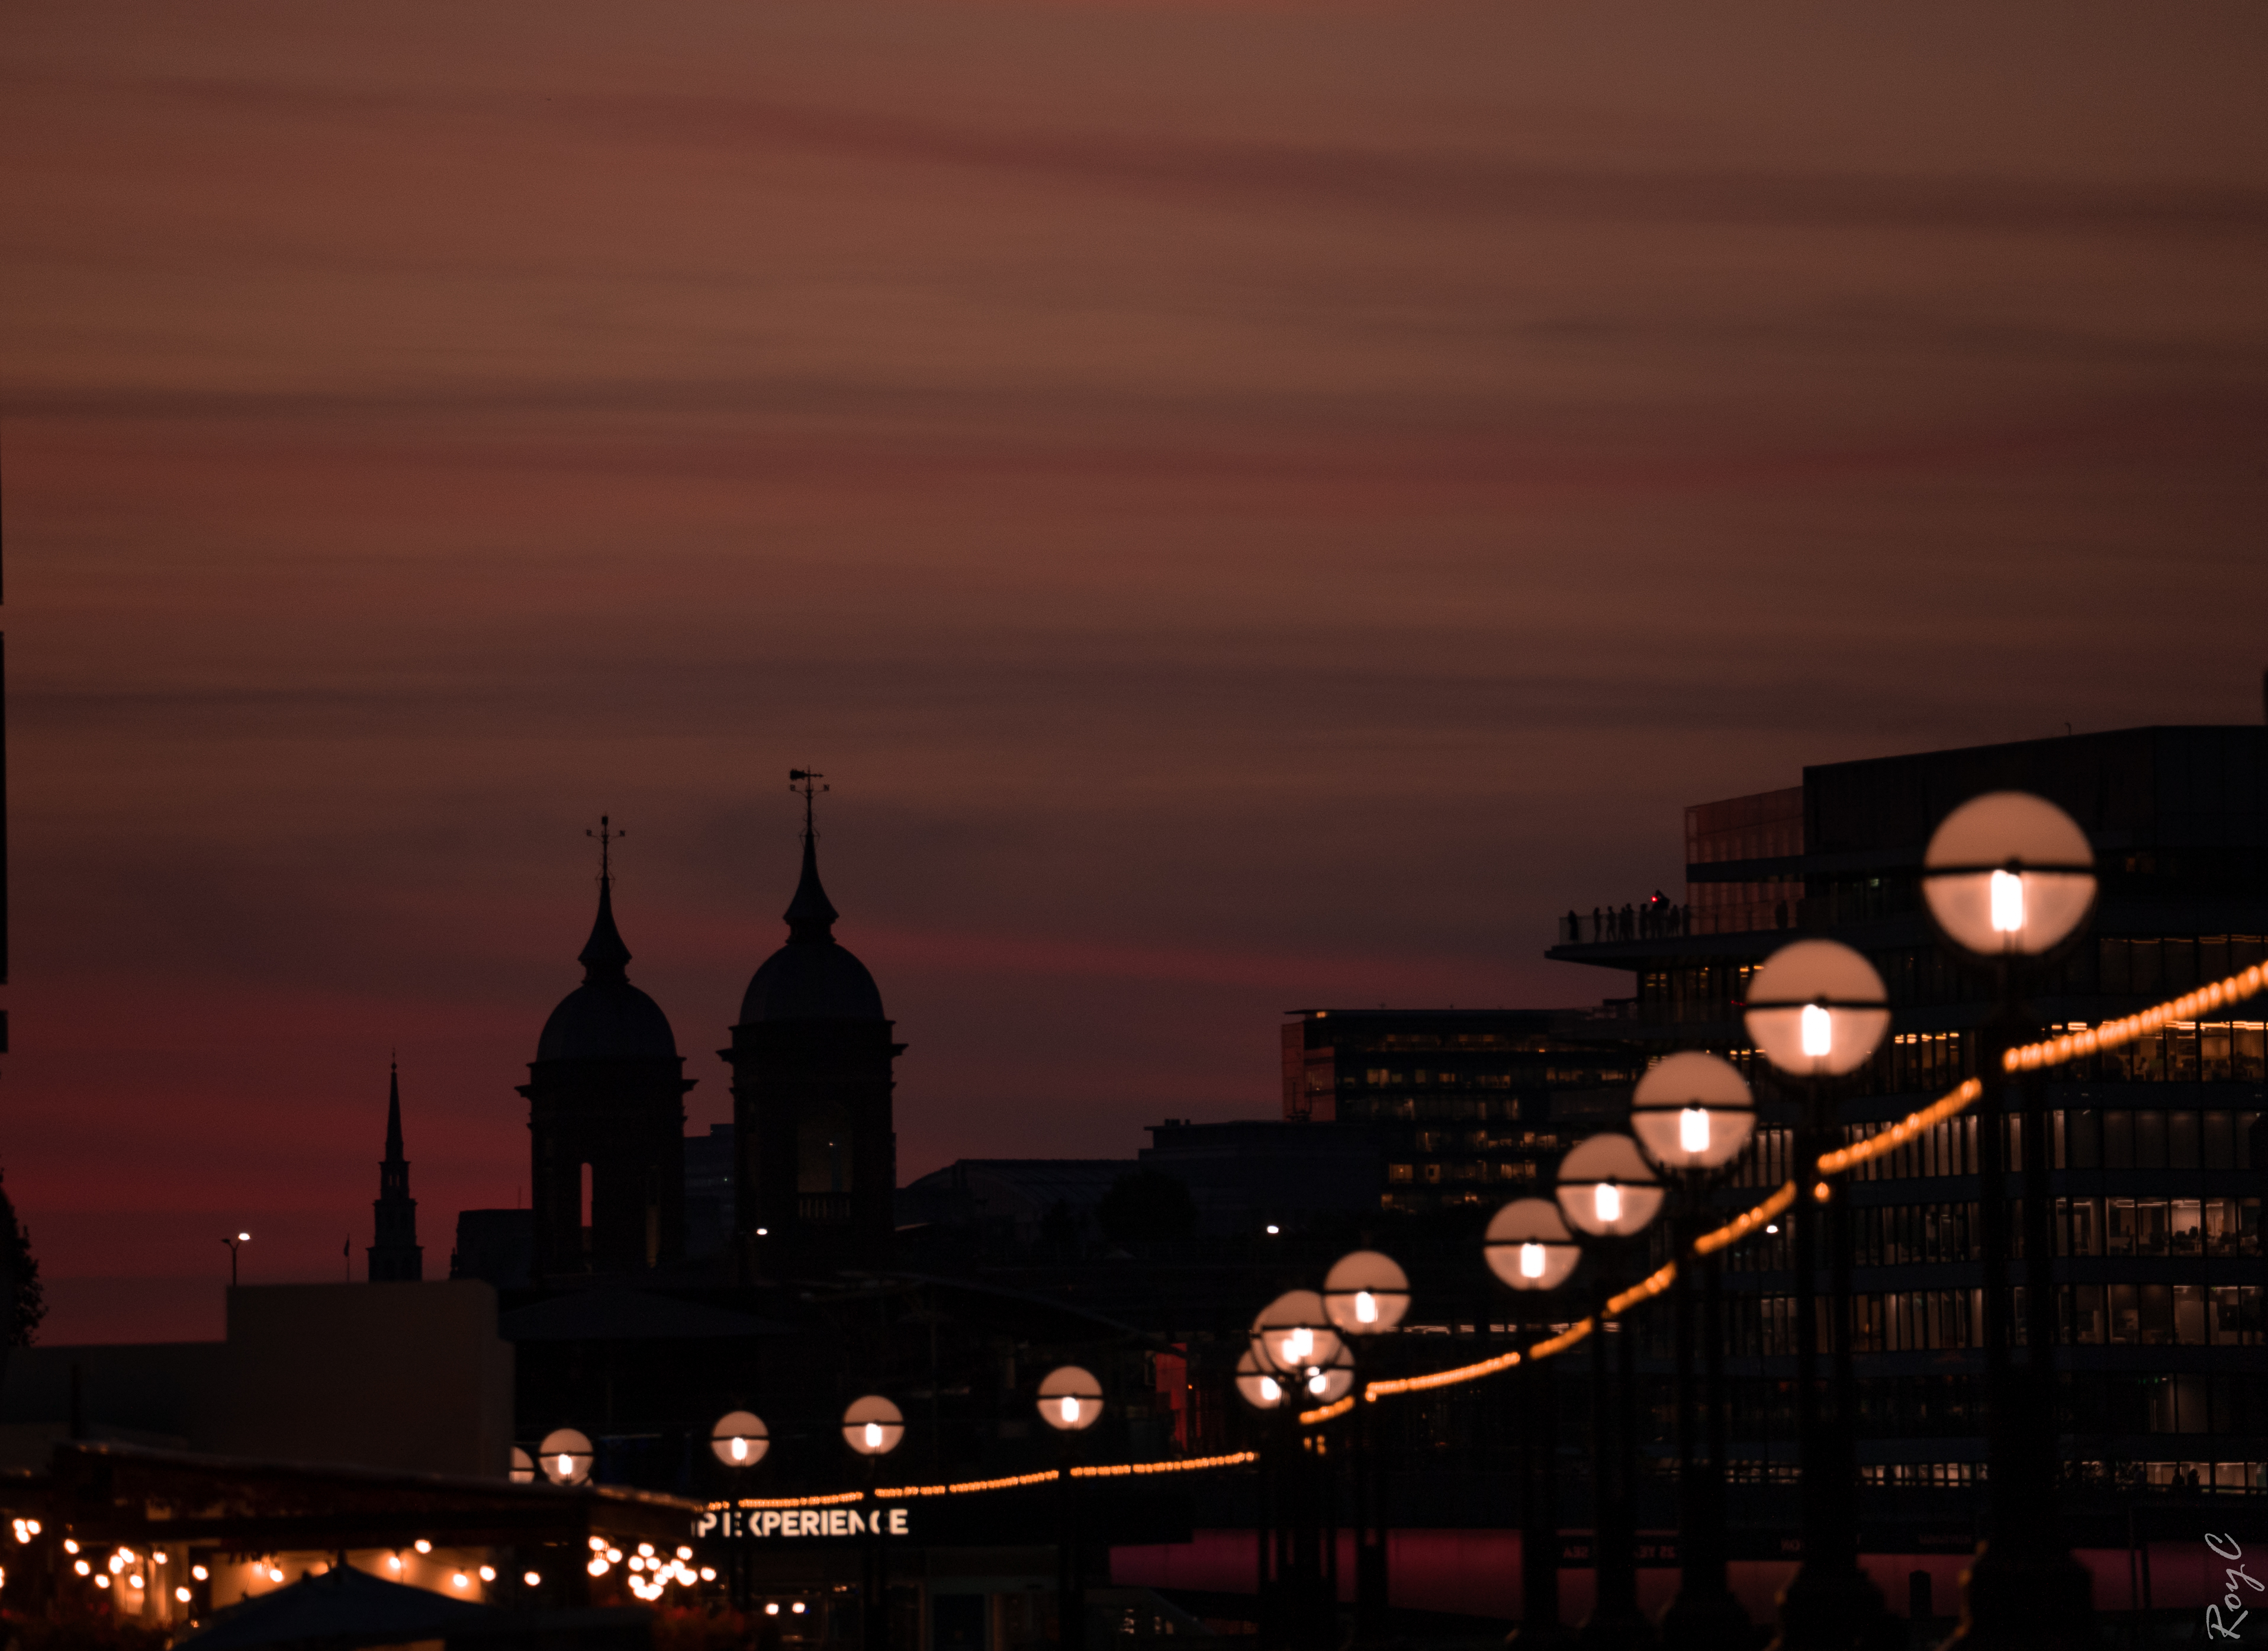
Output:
[[1557, 898, 1807, 946]]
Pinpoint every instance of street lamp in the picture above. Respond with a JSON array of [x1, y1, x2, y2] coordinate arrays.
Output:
[[223, 1233, 250, 1287], [1250, 1291, 1344, 1382], [1630, 1054, 1757, 1651], [537, 1429, 594, 1486], [1485, 1198, 1584, 1292], [1744, 939, 1890, 1647], [1555, 1136, 1661, 1649], [1037, 1367, 1104, 1432], [1322, 1251, 1410, 1335], [710, 1411, 770, 1467], [1487, 1197, 1582, 1642], [1555, 1133, 1664, 1241], [1040, 1369, 1104, 1651], [1234, 1347, 1286, 1411], [1921, 791, 2096, 959], [1923, 792, 2098, 1646], [1743, 940, 1891, 1078], [842, 1396, 905, 1457], [1323, 1250, 1405, 1635], [841, 1398, 903, 1651]]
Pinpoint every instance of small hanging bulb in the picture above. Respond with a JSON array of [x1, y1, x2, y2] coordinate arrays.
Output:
[[1355, 1291, 1378, 1324], [1594, 1182, 1622, 1225], [1679, 1107, 1710, 1154], [1059, 1395, 1080, 1425], [730, 1436, 748, 1462], [1520, 1242, 1546, 1279], [864, 1421, 883, 1450]]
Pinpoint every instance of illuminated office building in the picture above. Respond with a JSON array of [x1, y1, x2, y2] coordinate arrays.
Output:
[[1551, 724, 2268, 1494], [1281, 1008, 1642, 1211]]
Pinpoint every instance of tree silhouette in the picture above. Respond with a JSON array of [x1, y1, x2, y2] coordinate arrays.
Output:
[[0, 1168, 43, 1348]]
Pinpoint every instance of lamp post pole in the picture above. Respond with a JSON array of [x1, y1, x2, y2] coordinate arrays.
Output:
[[1915, 789, 2103, 1644], [1738, 940, 1894, 1648], [1487, 1200, 1582, 1649], [1656, 1197, 1748, 1651], [1945, 983, 2094, 1644], [1627, 1051, 1757, 1651], [1517, 1311, 1568, 1646], [1584, 1260, 1650, 1647]]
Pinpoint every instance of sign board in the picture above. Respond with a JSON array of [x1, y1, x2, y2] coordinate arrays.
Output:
[[696, 1507, 911, 1541]]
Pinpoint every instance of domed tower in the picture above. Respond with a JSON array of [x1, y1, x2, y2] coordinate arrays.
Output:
[[723, 775, 901, 1271], [519, 821, 694, 1276]]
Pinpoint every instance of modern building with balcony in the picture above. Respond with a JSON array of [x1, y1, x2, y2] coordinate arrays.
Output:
[[1548, 723, 2268, 1501]]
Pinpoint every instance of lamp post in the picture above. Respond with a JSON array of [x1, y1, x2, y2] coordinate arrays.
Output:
[[1323, 1250, 1409, 1642], [1486, 1197, 1582, 1646], [1234, 1346, 1292, 1647], [1742, 939, 1891, 1647], [1556, 1133, 1665, 1650], [1249, 1292, 1343, 1649], [1038, 1367, 1104, 1651], [1629, 1052, 1757, 1651], [842, 1397, 904, 1651], [223, 1233, 250, 1287], [1920, 791, 2099, 1644], [709, 1410, 769, 1614]]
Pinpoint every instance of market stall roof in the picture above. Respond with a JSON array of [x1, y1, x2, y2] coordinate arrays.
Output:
[[176, 1563, 648, 1651], [6, 1442, 700, 1552]]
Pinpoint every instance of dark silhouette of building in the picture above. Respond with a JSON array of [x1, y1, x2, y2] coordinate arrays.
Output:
[[723, 785, 900, 1271], [366, 1062, 423, 1282], [519, 840, 693, 1277], [448, 1209, 533, 1289], [681, 1123, 735, 1260]]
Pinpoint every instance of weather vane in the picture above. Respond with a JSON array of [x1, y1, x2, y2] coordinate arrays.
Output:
[[789, 769, 827, 837], [587, 814, 626, 881]]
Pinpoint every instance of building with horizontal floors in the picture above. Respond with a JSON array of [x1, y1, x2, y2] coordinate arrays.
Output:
[[1549, 722, 2268, 1505], [1281, 1008, 1645, 1212]]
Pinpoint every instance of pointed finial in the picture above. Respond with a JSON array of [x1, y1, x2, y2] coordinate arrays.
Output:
[[587, 815, 626, 884], [783, 771, 839, 943], [384, 1061, 406, 1161], [789, 770, 827, 840]]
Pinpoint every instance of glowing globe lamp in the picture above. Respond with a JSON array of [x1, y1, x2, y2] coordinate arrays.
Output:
[[1743, 939, 1891, 1078], [1630, 1051, 1757, 1174], [1922, 791, 2096, 958], [841, 1396, 905, 1457], [1322, 1250, 1411, 1335], [1037, 1366, 1105, 1432], [1555, 1135, 1664, 1239], [1484, 1197, 1582, 1290], [710, 1411, 770, 1467], [536, 1428, 594, 1486]]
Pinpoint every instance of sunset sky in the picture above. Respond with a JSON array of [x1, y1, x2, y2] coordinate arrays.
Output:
[[4, 0, 2263, 1341]]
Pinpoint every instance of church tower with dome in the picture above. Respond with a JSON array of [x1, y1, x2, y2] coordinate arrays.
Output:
[[723, 775, 901, 1271], [519, 821, 694, 1276]]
